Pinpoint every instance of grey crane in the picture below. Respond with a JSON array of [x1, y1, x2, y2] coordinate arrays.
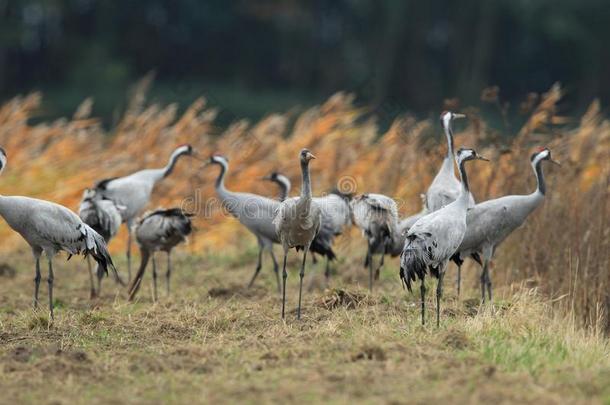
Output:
[[351, 193, 398, 291], [264, 171, 352, 281], [0, 147, 118, 319], [208, 155, 282, 292], [78, 188, 125, 297], [127, 208, 194, 301], [273, 149, 321, 320], [400, 148, 488, 326], [426, 111, 475, 212], [92, 144, 196, 281], [451, 147, 560, 301]]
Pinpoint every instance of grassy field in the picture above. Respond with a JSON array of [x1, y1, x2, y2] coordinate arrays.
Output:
[[0, 82, 608, 403], [0, 247, 609, 404]]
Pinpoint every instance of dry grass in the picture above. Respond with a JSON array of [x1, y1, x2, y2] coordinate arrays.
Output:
[[0, 80, 609, 402], [0, 251, 609, 404]]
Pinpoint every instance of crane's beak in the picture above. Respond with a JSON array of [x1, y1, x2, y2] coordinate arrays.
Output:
[[306, 152, 317, 161], [550, 158, 561, 166], [453, 113, 466, 119], [477, 155, 490, 162], [260, 175, 272, 181]]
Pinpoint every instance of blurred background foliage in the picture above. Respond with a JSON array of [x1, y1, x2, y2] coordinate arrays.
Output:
[[1, 0, 610, 125]]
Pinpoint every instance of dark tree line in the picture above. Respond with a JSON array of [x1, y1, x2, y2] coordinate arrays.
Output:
[[0, 0, 608, 120]]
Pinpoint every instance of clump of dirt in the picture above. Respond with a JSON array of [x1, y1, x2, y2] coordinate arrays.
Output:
[[317, 288, 373, 310], [208, 284, 266, 299], [9, 346, 32, 362], [442, 328, 471, 350], [463, 298, 481, 317], [351, 345, 386, 362], [0, 262, 16, 278]]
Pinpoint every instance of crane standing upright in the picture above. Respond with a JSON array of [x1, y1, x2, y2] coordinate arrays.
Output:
[[426, 111, 475, 212], [401, 148, 488, 326], [273, 149, 321, 320], [208, 155, 283, 293], [452, 147, 560, 301]]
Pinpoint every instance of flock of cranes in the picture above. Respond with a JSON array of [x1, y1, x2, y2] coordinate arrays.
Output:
[[0, 111, 558, 324]]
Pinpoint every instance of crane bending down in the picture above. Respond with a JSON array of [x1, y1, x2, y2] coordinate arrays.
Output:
[[0, 147, 117, 319], [426, 111, 475, 212], [273, 149, 321, 320], [208, 155, 283, 293], [78, 189, 125, 297], [351, 193, 398, 291], [401, 148, 488, 326], [127, 208, 194, 301], [451, 147, 560, 301], [92, 144, 196, 281], [264, 171, 352, 281]]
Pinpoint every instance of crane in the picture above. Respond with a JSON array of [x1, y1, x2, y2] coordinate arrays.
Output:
[[451, 147, 560, 301], [207, 155, 282, 293], [0, 147, 117, 319], [92, 144, 196, 281], [127, 208, 194, 301], [400, 148, 488, 326], [264, 171, 352, 282], [78, 188, 125, 297], [426, 111, 475, 212], [273, 149, 321, 319], [351, 193, 398, 291]]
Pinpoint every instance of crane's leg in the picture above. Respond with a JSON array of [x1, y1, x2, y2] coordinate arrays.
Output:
[[247, 243, 264, 289], [166, 251, 172, 296], [324, 257, 331, 284], [375, 250, 386, 281], [126, 222, 133, 282], [281, 251, 288, 319], [480, 267, 486, 303], [297, 247, 309, 320], [46, 256, 55, 320], [269, 249, 281, 295], [420, 277, 426, 326], [367, 242, 374, 292], [96, 264, 104, 297], [484, 260, 492, 302], [33, 252, 42, 308], [456, 264, 462, 298], [436, 270, 445, 328], [152, 253, 158, 302], [87, 256, 96, 299]]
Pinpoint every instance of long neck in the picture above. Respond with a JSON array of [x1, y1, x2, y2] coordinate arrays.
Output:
[[443, 121, 455, 160], [214, 161, 228, 193], [456, 158, 471, 202], [162, 150, 185, 178], [276, 180, 289, 201], [532, 158, 546, 195], [300, 160, 312, 200]]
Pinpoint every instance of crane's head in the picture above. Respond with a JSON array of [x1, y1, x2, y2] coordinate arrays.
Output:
[[456, 147, 489, 164], [299, 148, 316, 163], [531, 147, 560, 166], [440, 111, 466, 128], [262, 171, 290, 185], [0, 146, 6, 175], [208, 154, 229, 167], [262, 171, 280, 182]]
